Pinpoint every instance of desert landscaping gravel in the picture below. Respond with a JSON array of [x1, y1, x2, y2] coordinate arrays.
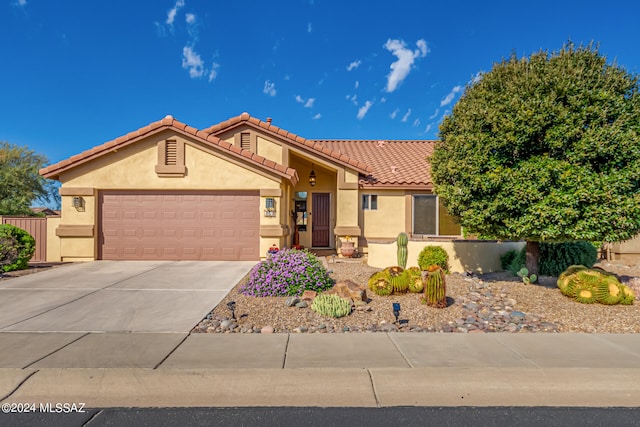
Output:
[[194, 258, 640, 334]]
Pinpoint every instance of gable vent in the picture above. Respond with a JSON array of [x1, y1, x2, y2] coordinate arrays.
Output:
[[165, 140, 178, 165], [240, 133, 251, 150]]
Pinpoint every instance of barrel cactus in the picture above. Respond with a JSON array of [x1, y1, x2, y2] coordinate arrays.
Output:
[[311, 293, 352, 318], [396, 232, 408, 269], [384, 266, 409, 293], [407, 267, 424, 293], [368, 271, 393, 296], [557, 265, 634, 306], [422, 265, 447, 308]]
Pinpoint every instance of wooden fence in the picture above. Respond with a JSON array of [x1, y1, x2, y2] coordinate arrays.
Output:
[[1, 216, 48, 262]]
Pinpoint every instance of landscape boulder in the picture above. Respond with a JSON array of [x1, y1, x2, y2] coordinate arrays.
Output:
[[326, 280, 367, 303]]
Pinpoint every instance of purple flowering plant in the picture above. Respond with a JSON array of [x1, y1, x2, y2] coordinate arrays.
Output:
[[240, 249, 334, 297]]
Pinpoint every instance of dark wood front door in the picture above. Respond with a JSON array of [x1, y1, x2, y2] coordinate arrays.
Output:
[[311, 193, 330, 247]]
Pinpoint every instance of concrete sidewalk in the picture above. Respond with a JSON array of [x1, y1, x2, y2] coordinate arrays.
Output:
[[1, 332, 639, 407]]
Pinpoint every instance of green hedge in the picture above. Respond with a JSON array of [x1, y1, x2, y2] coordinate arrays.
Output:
[[502, 241, 597, 277], [0, 224, 35, 272]]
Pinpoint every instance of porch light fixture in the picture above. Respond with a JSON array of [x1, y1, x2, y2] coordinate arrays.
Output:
[[309, 164, 317, 187], [72, 196, 85, 210]]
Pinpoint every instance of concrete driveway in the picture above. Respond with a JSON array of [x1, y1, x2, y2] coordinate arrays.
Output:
[[0, 261, 255, 333]]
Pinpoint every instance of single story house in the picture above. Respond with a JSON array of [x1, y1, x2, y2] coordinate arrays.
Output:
[[40, 113, 522, 271]]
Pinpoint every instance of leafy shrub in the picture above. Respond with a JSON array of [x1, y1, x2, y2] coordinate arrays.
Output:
[[417, 246, 449, 272], [538, 241, 597, 277], [504, 241, 597, 277], [507, 247, 526, 275], [500, 250, 518, 270], [240, 249, 334, 297], [0, 224, 35, 272]]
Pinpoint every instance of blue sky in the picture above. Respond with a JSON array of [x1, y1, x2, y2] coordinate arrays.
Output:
[[3, 0, 640, 166]]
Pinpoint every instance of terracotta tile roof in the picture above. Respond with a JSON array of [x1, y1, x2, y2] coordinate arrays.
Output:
[[39, 115, 299, 185], [204, 112, 373, 175], [311, 140, 436, 188]]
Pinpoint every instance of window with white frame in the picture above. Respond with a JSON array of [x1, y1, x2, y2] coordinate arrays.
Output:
[[412, 195, 461, 236], [362, 194, 378, 210]]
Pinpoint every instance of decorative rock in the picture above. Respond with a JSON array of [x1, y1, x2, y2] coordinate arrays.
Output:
[[220, 319, 234, 329], [261, 325, 274, 334], [301, 290, 317, 303], [380, 323, 399, 332], [326, 280, 367, 303], [295, 301, 308, 308], [285, 297, 300, 307], [293, 326, 308, 333]]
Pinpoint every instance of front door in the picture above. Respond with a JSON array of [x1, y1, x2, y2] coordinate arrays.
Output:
[[311, 193, 330, 247]]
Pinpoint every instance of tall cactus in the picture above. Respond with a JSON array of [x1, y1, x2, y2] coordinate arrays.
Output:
[[423, 266, 447, 308], [397, 232, 408, 269]]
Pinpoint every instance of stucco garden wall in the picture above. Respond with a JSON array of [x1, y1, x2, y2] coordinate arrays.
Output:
[[367, 239, 526, 273], [46, 217, 61, 262]]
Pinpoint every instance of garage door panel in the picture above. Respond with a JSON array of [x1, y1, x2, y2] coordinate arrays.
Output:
[[100, 190, 259, 261]]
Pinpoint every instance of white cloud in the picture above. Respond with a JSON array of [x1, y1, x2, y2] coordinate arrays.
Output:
[[347, 60, 361, 71], [307, 23, 313, 33], [425, 123, 433, 133], [471, 71, 482, 84], [346, 94, 358, 106], [208, 63, 220, 82], [429, 109, 439, 119], [166, 0, 185, 25], [263, 80, 277, 96], [357, 101, 373, 120], [440, 85, 463, 107], [312, 113, 322, 120], [413, 119, 421, 127], [383, 38, 428, 93], [182, 46, 204, 78], [186, 13, 196, 24], [401, 108, 412, 122], [390, 108, 399, 119], [354, 80, 359, 89], [380, 97, 386, 103], [16, 0, 27, 6], [295, 96, 315, 108]]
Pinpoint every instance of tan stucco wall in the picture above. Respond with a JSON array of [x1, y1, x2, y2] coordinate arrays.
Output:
[[360, 190, 405, 239], [367, 240, 526, 273], [344, 169, 359, 184], [46, 217, 61, 262], [61, 138, 280, 191], [257, 136, 283, 165]]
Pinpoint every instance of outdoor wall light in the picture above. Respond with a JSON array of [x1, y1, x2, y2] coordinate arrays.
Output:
[[72, 196, 85, 210], [227, 301, 236, 320], [393, 302, 401, 324], [308, 165, 316, 187]]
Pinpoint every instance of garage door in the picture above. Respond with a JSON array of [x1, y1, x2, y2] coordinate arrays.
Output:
[[99, 190, 260, 261]]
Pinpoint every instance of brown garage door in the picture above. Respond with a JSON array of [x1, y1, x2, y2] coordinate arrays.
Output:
[[99, 190, 260, 261]]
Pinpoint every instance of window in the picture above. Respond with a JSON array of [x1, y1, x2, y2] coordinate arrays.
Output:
[[412, 195, 461, 236], [362, 194, 378, 210], [294, 192, 308, 231]]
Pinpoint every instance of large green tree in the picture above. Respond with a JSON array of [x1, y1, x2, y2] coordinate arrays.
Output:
[[0, 142, 57, 215], [431, 42, 640, 274]]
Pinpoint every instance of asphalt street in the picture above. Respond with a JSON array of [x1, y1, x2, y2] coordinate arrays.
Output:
[[1, 407, 639, 427]]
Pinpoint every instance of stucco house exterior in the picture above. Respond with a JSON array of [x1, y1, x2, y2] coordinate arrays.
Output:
[[40, 113, 522, 271]]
